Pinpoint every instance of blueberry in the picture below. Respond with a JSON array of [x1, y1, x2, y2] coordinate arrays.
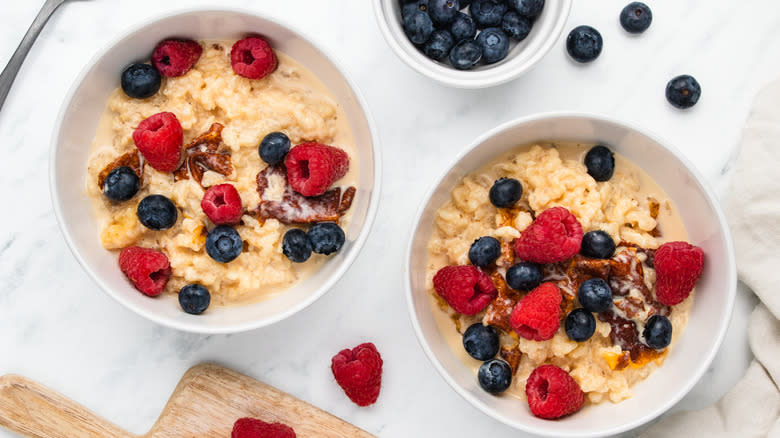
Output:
[[178, 284, 211, 315], [476, 27, 510, 64], [577, 278, 613, 313], [511, 0, 545, 18], [620, 2, 652, 34], [478, 359, 512, 394], [402, 0, 430, 20], [206, 225, 243, 263], [489, 177, 523, 208], [137, 194, 177, 230], [282, 228, 312, 263], [463, 323, 500, 360], [121, 63, 161, 99], [429, 0, 459, 26], [584, 145, 615, 182], [468, 236, 501, 267], [449, 40, 482, 70], [307, 222, 345, 255], [666, 75, 701, 109], [501, 11, 532, 40], [580, 230, 616, 259], [566, 25, 603, 63], [505, 262, 543, 291], [565, 308, 596, 342], [103, 166, 140, 202], [259, 132, 291, 165], [404, 10, 435, 45], [450, 12, 477, 42], [423, 30, 455, 60], [643, 314, 673, 349], [470, 0, 508, 28]]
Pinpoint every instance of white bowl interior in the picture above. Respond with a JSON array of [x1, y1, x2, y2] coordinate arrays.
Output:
[[374, 0, 572, 88], [52, 10, 378, 333], [407, 115, 736, 436]]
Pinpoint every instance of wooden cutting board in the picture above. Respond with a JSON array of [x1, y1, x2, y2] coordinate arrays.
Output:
[[0, 363, 375, 438]]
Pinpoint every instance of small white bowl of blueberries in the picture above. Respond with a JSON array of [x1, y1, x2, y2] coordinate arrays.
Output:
[[373, 0, 572, 88]]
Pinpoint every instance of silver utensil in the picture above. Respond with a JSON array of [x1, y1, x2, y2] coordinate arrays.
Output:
[[0, 0, 69, 112]]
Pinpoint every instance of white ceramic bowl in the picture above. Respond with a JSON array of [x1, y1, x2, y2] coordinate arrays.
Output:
[[406, 113, 736, 437], [50, 9, 381, 334], [373, 0, 572, 88]]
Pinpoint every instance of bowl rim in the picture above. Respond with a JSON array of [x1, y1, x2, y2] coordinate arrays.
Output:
[[49, 6, 383, 334], [372, 0, 573, 89], [404, 111, 737, 437]]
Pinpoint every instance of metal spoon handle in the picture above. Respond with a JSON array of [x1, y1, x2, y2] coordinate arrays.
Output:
[[0, 0, 67, 112]]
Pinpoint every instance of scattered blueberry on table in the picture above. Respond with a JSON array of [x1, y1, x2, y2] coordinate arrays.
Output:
[[666, 74, 702, 109], [400, 0, 545, 69], [620, 2, 653, 34], [566, 25, 603, 63]]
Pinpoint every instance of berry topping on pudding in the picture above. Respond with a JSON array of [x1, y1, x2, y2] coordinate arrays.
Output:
[[489, 177, 523, 208], [132, 112, 183, 172], [151, 39, 203, 77], [463, 323, 500, 360], [654, 241, 704, 305], [584, 145, 615, 182], [643, 314, 673, 349], [468, 236, 502, 268], [102, 166, 140, 202], [285, 142, 349, 197], [205, 225, 243, 263], [577, 278, 614, 313], [120, 63, 161, 99], [118, 246, 171, 296], [580, 230, 616, 259], [137, 194, 178, 230], [308, 222, 346, 256], [565, 308, 597, 342], [230, 36, 278, 79], [510, 282, 562, 341], [433, 265, 497, 315], [259, 132, 291, 165], [282, 229, 313, 263], [478, 359, 513, 394], [566, 25, 603, 63], [513, 207, 583, 263], [526, 364, 584, 419], [505, 261, 543, 291], [201, 184, 243, 226], [178, 284, 211, 315], [331, 343, 383, 407]]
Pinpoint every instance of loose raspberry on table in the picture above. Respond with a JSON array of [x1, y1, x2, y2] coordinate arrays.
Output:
[[151, 39, 203, 77], [285, 142, 349, 197], [331, 343, 383, 407], [525, 364, 584, 419], [433, 265, 497, 316], [232, 417, 296, 438], [509, 282, 562, 341], [230, 36, 278, 79], [132, 112, 183, 172], [654, 241, 704, 306], [201, 183, 243, 225], [118, 246, 171, 297], [513, 207, 583, 263]]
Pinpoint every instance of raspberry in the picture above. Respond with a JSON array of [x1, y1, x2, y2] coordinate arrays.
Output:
[[514, 207, 583, 263], [432, 265, 497, 316], [509, 283, 562, 341], [118, 246, 171, 297], [654, 241, 704, 305], [285, 142, 349, 197], [331, 343, 383, 407], [525, 364, 584, 419], [232, 418, 296, 438], [151, 39, 203, 77], [132, 112, 183, 172], [230, 36, 278, 80], [201, 184, 243, 225]]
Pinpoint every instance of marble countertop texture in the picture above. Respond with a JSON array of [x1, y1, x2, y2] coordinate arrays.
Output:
[[0, 0, 773, 436]]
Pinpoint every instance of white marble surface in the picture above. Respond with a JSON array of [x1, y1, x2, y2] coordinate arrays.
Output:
[[0, 0, 772, 436]]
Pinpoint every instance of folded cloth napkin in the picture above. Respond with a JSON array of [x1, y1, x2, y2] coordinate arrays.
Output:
[[640, 81, 780, 437]]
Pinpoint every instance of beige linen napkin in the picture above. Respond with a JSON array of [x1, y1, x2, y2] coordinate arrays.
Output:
[[640, 82, 780, 437]]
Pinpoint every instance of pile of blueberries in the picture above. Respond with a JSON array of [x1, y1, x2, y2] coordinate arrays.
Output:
[[463, 144, 673, 395], [402, 0, 545, 70]]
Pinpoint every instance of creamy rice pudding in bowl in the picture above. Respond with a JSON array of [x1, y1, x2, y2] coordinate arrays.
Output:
[[406, 113, 735, 436], [51, 9, 379, 333]]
